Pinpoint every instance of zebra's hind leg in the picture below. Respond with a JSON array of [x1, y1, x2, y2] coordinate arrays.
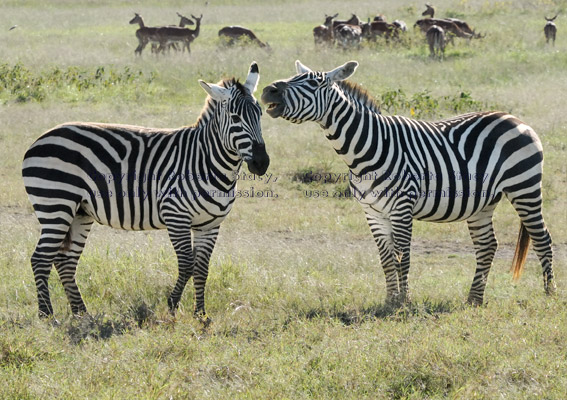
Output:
[[31, 222, 73, 318], [466, 207, 498, 305], [191, 227, 220, 323], [53, 213, 94, 316], [166, 220, 194, 314], [509, 195, 556, 295]]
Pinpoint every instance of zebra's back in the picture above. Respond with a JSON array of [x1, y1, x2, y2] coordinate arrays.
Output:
[[22, 122, 180, 230], [352, 111, 544, 222]]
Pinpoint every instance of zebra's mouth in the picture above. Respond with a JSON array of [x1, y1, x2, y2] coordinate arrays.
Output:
[[265, 102, 285, 118], [261, 84, 287, 118]]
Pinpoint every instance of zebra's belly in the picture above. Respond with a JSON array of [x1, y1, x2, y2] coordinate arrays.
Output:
[[352, 178, 499, 222]]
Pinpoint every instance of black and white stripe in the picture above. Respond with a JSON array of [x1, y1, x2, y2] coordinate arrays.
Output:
[[23, 62, 269, 320], [262, 60, 555, 305]]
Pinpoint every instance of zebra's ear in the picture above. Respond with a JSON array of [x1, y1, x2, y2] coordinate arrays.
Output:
[[199, 80, 231, 102], [295, 60, 313, 74], [326, 61, 359, 82], [244, 61, 260, 94]]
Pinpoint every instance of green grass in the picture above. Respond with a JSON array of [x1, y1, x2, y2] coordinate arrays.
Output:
[[1, 0, 567, 398]]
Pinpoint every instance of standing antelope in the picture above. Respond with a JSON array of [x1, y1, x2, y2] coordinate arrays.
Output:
[[313, 13, 337, 45], [427, 25, 445, 58], [155, 14, 203, 54], [151, 13, 195, 54], [129, 13, 159, 55], [422, 3, 435, 18], [544, 15, 557, 45]]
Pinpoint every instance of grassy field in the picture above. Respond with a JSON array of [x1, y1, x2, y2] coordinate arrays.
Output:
[[1, 0, 567, 398]]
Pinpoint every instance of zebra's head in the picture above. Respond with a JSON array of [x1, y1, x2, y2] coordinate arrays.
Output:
[[198, 62, 269, 176], [261, 60, 359, 124]]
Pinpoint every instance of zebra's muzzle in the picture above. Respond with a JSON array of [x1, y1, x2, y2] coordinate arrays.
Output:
[[261, 82, 287, 118], [246, 143, 270, 175]]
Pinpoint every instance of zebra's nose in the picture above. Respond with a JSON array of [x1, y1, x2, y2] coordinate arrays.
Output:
[[247, 143, 270, 176]]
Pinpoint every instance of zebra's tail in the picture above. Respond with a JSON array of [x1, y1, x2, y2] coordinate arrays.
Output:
[[511, 223, 530, 281], [61, 227, 72, 253]]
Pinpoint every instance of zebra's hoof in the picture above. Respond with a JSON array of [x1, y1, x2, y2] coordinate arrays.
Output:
[[195, 313, 212, 327], [466, 295, 484, 307]]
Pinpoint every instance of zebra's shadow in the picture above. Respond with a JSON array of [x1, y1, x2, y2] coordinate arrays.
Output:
[[64, 299, 159, 345], [299, 298, 461, 325]]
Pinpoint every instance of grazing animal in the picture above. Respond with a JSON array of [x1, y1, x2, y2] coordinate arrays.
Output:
[[218, 26, 270, 49], [155, 14, 203, 54], [332, 14, 362, 29], [427, 25, 445, 57], [422, 3, 435, 18], [362, 20, 400, 41], [23, 62, 270, 322], [544, 15, 557, 45], [393, 20, 408, 32], [262, 60, 556, 305], [415, 18, 472, 43], [334, 24, 363, 48]]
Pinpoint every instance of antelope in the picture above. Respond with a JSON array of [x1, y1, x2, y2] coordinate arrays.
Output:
[[313, 13, 337, 45], [427, 25, 445, 58], [362, 20, 401, 41], [155, 14, 203, 54], [422, 3, 435, 18], [150, 13, 195, 54], [332, 14, 362, 29], [393, 20, 408, 32], [129, 13, 160, 55], [415, 18, 472, 43], [218, 26, 270, 49], [545, 15, 557, 45], [334, 23, 363, 48]]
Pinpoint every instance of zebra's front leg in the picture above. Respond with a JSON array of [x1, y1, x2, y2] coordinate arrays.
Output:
[[166, 220, 194, 314], [466, 208, 498, 306], [365, 213, 400, 302], [192, 227, 220, 323], [390, 211, 414, 303]]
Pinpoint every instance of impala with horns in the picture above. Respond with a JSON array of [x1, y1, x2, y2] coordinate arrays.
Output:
[[155, 14, 203, 54]]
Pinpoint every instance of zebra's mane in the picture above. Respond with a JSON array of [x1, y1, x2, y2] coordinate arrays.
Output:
[[336, 80, 381, 115], [194, 78, 247, 127]]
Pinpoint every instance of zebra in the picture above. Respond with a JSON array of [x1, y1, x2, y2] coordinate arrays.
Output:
[[261, 60, 556, 305], [22, 62, 269, 322]]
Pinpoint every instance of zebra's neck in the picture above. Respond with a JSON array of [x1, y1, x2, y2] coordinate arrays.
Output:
[[192, 123, 242, 184], [320, 88, 388, 176]]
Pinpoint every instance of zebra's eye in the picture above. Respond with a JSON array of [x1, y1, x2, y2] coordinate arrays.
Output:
[[231, 115, 242, 123]]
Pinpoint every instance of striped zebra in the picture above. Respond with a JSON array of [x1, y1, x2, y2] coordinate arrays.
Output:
[[261, 60, 556, 305], [22, 62, 269, 321]]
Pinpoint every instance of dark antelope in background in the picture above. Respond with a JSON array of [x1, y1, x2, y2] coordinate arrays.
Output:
[[544, 15, 557, 45]]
